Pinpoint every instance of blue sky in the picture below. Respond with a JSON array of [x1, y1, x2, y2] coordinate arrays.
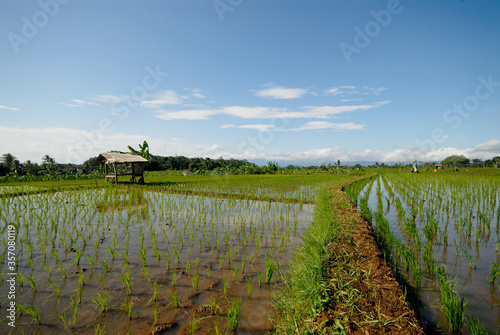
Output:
[[1, 0, 499, 165]]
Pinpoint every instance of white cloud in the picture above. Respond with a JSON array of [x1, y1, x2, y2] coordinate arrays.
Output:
[[71, 99, 99, 106], [287, 121, 365, 131], [90, 95, 122, 103], [191, 89, 206, 99], [364, 86, 387, 96], [325, 86, 386, 97], [0, 105, 19, 111], [221, 124, 275, 131], [154, 102, 387, 121], [154, 109, 218, 120], [253, 84, 308, 99], [62, 99, 100, 107], [61, 103, 83, 108], [325, 86, 357, 96], [140, 90, 186, 108], [220, 106, 289, 118], [340, 99, 363, 102], [229, 140, 500, 164], [301, 103, 382, 118], [467, 139, 500, 155]]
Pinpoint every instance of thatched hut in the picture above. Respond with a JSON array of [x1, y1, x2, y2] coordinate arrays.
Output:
[[96, 152, 148, 184]]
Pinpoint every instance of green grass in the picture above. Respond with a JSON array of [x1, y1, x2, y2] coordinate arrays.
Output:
[[273, 188, 345, 333]]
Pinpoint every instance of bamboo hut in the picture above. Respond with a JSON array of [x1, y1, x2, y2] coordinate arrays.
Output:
[[96, 152, 148, 184]]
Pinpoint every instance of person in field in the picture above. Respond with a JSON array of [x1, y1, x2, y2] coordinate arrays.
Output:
[[411, 159, 419, 173]]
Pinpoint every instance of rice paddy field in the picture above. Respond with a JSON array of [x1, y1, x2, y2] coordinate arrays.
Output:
[[345, 171, 500, 334], [0, 174, 359, 334], [1, 169, 499, 334]]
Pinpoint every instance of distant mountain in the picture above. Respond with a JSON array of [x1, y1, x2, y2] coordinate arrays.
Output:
[[247, 158, 380, 167]]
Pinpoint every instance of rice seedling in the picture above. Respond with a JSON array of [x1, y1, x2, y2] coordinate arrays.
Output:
[[46, 278, 61, 299], [18, 303, 42, 325], [94, 324, 106, 335], [54, 310, 68, 330], [265, 254, 275, 283], [191, 274, 200, 291], [166, 290, 181, 308], [164, 251, 171, 271], [148, 281, 158, 305], [246, 276, 252, 298], [240, 258, 246, 273], [139, 246, 147, 267], [119, 273, 132, 295], [107, 246, 115, 260], [92, 292, 108, 314], [227, 296, 241, 331], [468, 317, 488, 335], [437, 266, 466, 333], [119, 297, 133, 320], [69, 296, 79, 328], [142, 266, 151, 283], [25, 273, 37, 292], [208, 295, 222, 315], [489, 260, 500, 283], [172, 271, 177, 286], [232, 267, 239, 282], [223, 276, 229, 295], [99, 259, 109, 273], [186, 316, 202, 335]]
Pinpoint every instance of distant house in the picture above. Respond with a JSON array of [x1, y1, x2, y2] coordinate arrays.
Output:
[[76, 165, 84, 175], [435, 164, 443, 169], [182, 169, 193, 176]]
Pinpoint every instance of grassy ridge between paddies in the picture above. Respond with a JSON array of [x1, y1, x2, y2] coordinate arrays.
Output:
[[273, 176, 424, 334]]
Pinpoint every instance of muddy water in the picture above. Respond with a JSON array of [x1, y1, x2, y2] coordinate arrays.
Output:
[[357, 176, 500, 333], [0, 189, 314, 334]]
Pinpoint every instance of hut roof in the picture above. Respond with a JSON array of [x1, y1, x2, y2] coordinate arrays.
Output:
[[96, 152, 148, 164]]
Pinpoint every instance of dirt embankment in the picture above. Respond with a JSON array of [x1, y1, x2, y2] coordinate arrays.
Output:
[[314, 188, 425, 334]]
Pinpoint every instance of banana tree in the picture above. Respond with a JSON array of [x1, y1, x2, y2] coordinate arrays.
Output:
[[128, 141, 150, 160]]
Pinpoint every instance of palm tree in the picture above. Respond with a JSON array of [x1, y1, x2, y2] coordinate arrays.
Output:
[[2, 153, 19, 172], [41, 155, 57, 178], [128, 141, 150, 160], [42, 155, 56, 167]]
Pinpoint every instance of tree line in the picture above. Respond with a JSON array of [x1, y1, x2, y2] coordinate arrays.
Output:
[[1, 153, 499, 180]]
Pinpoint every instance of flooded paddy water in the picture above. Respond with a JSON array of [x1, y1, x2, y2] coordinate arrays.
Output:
[[347, 173, 500, 333], [0, 187, 314, 334]]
